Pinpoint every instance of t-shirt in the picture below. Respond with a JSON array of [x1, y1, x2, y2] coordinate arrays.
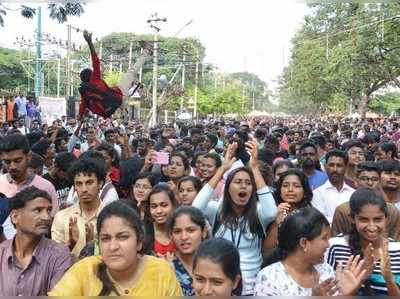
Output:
[[48, 255, 182, 296], [254, 261, 335, 296], [154, 239, 176, 256], [42, 173, 72, 208], [308, 170, 328, 190], [326, 235, 400, 295]]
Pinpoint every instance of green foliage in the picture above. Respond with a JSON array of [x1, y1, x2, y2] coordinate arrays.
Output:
[[369, 92, 400, 114], [0, 2, 85, 26], [279, 2, 400, 117], [0, 48, 26, 90], [104, 71, 123, 87]]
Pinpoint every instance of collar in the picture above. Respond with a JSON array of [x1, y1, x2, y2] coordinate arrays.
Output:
[[323, 179, 353, 192], [7, 236, 46, 266], [5, 173, 35, 186], [71, 201, 101, 220]]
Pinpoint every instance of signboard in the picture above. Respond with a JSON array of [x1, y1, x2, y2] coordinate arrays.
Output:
[[38, 96, 66, 124]]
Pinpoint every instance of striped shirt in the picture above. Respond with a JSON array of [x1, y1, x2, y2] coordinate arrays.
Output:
[[325, 235, 400, 295]]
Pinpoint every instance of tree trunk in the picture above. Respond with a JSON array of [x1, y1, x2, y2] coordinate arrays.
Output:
[[358, 94, 370, 119]]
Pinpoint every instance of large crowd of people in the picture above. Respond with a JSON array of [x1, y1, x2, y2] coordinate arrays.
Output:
[[0, 105, 400, 296]]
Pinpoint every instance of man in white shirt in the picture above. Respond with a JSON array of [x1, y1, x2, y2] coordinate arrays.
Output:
[[312, 149, 355, 223]]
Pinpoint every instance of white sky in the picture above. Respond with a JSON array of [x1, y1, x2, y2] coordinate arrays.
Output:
[[0, 0, 309, 93]]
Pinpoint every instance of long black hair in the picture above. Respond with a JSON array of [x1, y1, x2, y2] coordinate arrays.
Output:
[[347, 187, 387, 295], [193, 238, 242, 296], [220, 167, 264, 241], [96, 200, 144, 296], [348, 187, 388, 257], [273, 168, 313, 208], [264, 207, 329, 267], [142, 184, 178, 254]]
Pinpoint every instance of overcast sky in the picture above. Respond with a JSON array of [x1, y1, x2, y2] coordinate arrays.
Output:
[[1, 0, 309, 92]]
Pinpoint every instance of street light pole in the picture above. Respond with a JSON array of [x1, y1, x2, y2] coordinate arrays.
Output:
[[148, 13, 167, 127], [194, 50, 199, 122], [34, 6, 42, 98]]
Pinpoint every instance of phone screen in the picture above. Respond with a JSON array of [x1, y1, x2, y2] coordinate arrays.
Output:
[[154, 152, 170, 165]]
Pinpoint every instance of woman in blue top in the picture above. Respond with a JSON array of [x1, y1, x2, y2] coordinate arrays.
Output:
[[192, 139, 277, 295], [168, 206, 208, 296]]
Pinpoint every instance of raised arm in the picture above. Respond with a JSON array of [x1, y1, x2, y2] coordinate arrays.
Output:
[[245, 138, 266, 189], [83, 30, 100, 79], [192, 143, 237, 211]]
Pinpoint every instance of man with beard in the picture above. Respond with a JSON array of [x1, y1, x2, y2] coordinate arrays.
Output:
[[343, 140, 365, 189], [0, 134, 58, 239], [0, 187, 74, 295], [312, 149, 355, 223], [298, 141, 327, 190], [378, 159, 400, 209]]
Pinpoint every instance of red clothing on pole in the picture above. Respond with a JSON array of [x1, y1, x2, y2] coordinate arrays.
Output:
[[78, 51, 123, 118]]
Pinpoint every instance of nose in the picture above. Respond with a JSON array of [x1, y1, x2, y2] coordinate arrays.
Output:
[[367, 221, 377, 231], [201, 281, 213, 296], [181, 230, 189, 240], [40, 209, 51, 221], [109, 238, 120, 251]]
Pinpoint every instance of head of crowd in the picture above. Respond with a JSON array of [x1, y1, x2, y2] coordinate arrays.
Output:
[[1, 103, 400, 296]]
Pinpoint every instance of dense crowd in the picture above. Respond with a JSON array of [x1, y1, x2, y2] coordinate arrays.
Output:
[[0, 105, 400, 296]]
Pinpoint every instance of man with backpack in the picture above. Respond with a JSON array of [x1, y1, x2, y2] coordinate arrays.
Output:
[[78, 30, 151, 119]]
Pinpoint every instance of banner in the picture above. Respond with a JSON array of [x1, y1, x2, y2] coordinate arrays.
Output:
[[38, 96, 66, 124]]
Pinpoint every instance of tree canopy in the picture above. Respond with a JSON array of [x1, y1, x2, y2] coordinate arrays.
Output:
[[279, 3, 400, 117]]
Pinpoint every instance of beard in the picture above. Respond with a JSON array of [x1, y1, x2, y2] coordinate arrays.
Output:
[[302, 159, 315, 168]]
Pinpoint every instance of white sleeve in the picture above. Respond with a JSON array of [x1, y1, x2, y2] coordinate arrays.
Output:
[[100, 186, 119, 207], [257, 186, 278, 230], [192, 183, 220, 225]]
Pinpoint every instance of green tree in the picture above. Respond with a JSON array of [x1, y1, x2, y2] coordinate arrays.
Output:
[[0, 2, 85, 26], [0, 48, 26, 90], [279, 2, 400, 118]]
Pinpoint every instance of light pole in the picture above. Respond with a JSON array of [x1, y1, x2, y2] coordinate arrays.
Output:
[[148, 13, 167, 127], [34, 6, 42, 98]]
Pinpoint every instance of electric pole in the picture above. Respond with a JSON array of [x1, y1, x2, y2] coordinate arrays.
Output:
[[148, 13, 167, 127], [194, 50, 199, 122], [34, 6, 42, 98], [66, 24, 71, 97]]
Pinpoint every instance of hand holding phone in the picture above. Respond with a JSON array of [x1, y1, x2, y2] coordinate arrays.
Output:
[[154, 152, 170, 165]]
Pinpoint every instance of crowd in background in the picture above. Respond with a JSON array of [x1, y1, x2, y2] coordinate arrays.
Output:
[[1, 96, 400, 296]]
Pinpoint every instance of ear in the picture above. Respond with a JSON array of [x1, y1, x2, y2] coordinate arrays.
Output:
[[99, 180, 105, 190], [232, 274, 241, 291], [299, 237, 308, 251], [137, 240, 143, 253], [27, 152, 32, 163], [201, 227, 208, 240], [10, 210, 20, 228]]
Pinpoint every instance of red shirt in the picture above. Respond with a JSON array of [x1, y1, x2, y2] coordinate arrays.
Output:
[[79, 51, 123, 118], [153, 239, 176, 256]]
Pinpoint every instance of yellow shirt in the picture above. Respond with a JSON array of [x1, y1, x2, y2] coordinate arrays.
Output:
[[48, 255, 183, 296], [51, 202, 99, 257]]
